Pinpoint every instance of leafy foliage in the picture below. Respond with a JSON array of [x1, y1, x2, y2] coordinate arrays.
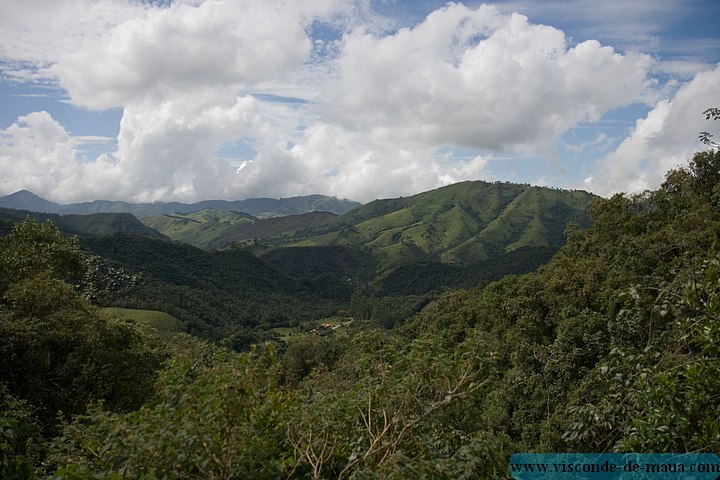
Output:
[[82, 234, 345, 330], [0, 219, 85, 293], [0, 220, 167, 476], [49, 339, 292, 479], [698, 106, 720, 146], [5, 146, 720, 478], [0, 384, 41, 480]]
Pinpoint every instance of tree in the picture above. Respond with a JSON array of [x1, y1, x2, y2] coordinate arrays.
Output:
[[0, 219, 84, 296], [0, 384, 41, 480], [698, 107, 720, 147], [49, 341, 290, 479], [0, 220, 167, 437]]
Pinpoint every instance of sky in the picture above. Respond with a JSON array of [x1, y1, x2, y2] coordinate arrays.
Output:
[[1, 0, 719, 204]]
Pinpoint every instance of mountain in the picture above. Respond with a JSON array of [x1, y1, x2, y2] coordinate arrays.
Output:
[[1, 181, 595, 297], [0, 191, 361, 218], [287, 181, 595, 265], [259, 181, 596, 294], [140, 209, 336, 250], [0, 190, 63, 213], [140, 209, 256, 249], [191, 195, 360, 218], [135, 181, 596, 295]]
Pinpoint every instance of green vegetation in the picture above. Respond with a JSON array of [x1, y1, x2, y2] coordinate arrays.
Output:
[[58, 213, 169, 240], [259, 182, 593, 297], [142, 210, 335, 250], [0, 190, 361, 218], [102, 307, 184, 338], [2, 142, 719, 478], [81, 233, 346, 333], [0, 220, 167, 478], [141, 209, 255, 249], [0, 208, 167, 240], [287, 181, 593, 266]]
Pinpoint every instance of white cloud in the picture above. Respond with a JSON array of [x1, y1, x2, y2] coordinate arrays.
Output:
[[584, 64, 720, 196], [1, 1, 712, 204], [0, 0, 355, 202], [326, 4, 654, 154], [0, 95, 264, 203], [0, 1, 143, 82], [114, 91, 265, 202], [0, 112, 120, 201], [229, 123, 446, 202], [50, 1, 337, 109]]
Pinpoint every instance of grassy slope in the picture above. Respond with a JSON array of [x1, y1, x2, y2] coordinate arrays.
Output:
[[142, 210, 336, 250], [287, 181, 595, 268], [103, 307, 184, 338], [141, 210, 256, 249]]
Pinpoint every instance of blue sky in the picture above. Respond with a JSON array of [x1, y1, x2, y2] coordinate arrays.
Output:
[[1, 0, 719, 203]]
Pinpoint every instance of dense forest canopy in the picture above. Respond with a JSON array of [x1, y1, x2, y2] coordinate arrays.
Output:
[[1, 145, 719, 478]]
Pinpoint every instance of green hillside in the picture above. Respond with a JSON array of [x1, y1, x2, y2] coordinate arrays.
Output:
[[81, 234, 345, 331], [288, 181, 594, 267], [262, 182, 595, 294], [142, 210, 336, 250], [102, 307, 184, 338], [141, 209, 256, 249], [59, 213, 168, 240]]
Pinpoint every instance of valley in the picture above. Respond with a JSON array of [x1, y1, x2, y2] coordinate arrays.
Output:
[[0, 181, 595, 333], [2, 155, 720, 477]]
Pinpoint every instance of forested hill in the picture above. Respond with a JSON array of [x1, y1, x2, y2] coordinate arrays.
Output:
[[252, 181, 596, 296], [81, 234, 348, 330], [0, 207, 168, 240]]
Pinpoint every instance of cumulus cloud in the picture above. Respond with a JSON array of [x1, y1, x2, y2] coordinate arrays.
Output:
[[114, 91, 265, 202], [230, 123, 446, 202], [0, 97, 265, 203], [326, 3, 654, 153], [1, 0, 708, 204], [584, 64, 720, 196], [51, 0, 339, 109], [0, 112, 120, 201]]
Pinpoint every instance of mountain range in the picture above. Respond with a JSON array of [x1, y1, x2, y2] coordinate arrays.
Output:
[[0, 182, 597, 298], [263, 181, 597, 294], [0, 190, 361, 218]]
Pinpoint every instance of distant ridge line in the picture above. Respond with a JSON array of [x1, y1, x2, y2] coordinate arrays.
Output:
[[0, 190, 362, 218]]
